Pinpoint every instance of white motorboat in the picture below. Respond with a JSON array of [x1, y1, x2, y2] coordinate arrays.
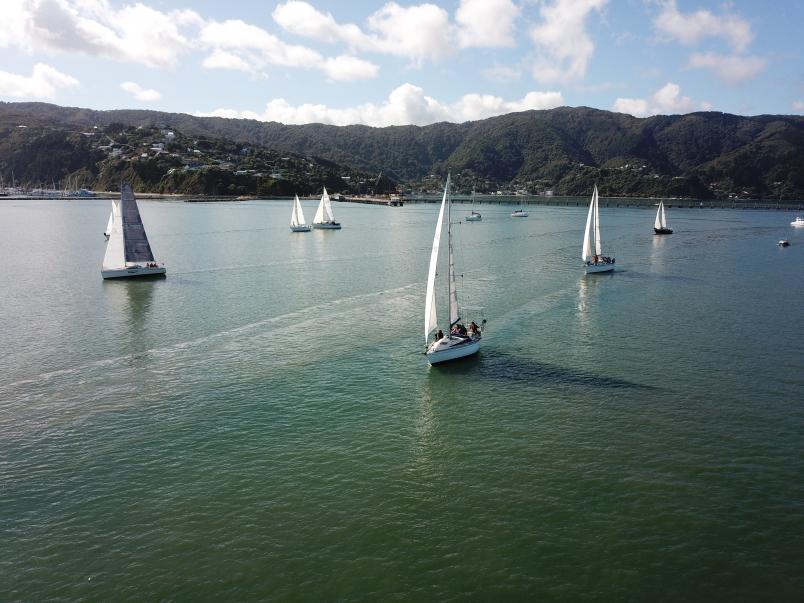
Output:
[[312, 187, 341, 229], [582, 185, 615, 274], [102, 184, 166, 279], [791, 217, 804, 227], [511, 209, 528, 217], [424, 173, 483, 365], [290, 194, 311, 232]]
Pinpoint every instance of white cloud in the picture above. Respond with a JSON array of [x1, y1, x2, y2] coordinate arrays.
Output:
[[530, 0, 608, 84], [275, 1, 512, 64], [0, 62, 78, 98], [793, 101, 804, 113], [688, 52, 765, 85], [197, 83, 564, 127], [613, 82, 699, 117], [120, 81, 161, 102], [0, 0, 198, 68], [321, 55, 379, 82], [198, 18, 378, 82], [654, 0, 753, 53], [456, 0, 519, 48]]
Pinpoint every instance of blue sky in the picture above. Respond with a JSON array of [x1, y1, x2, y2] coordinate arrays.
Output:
[[0, 0, 802, 125]]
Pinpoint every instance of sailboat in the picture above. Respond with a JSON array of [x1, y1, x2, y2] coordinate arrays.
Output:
[[654, 200, 673, 234], [424, 173, 483, 365], [511, 207, 528, 217], [103, 198, 119, 239], [101, 183, 166, 279], [465, 189, 482, 221], [290, 194, 311, 232], [582, 184, 614, 274], [312, 187, 341, 229]]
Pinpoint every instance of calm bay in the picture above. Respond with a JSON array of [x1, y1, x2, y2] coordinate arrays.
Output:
[[1, 197, 803, 600]]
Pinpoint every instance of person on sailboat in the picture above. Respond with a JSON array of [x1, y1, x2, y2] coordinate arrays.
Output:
[[436, 329, 444, 341]]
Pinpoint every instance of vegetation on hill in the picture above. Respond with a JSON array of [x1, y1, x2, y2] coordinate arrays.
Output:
[[1, 102, 802, 199]]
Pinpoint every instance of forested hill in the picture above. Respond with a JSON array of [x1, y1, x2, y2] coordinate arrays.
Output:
[[2, 101, 803, 199]]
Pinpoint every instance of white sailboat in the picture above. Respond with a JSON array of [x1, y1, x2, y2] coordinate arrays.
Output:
[[103, 198, 120, 239], [290, 194, 311, 232], [654, 200, 673, 234], [101, 184, 166, 279], [424, 173, 483, 365], [465, 189, 482, 221], [511, 207, 528, 217], [582, 184, 615, 274], [312, 187, 341, 229]]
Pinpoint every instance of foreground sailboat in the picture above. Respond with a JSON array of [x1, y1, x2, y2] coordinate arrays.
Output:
[[290, 194, 311, 232], [654, 201, 673, 234], [312, 187, 341, 229], [424, 173, 482, 365], [103, 198, 119, 239], [582, 185, 614, 273], [101, 184, 166, 279]]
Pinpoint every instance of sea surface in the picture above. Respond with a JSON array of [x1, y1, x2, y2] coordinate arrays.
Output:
[[1, 197, 803, 601]]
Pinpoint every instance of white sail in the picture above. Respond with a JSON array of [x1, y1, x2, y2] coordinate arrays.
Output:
[[291, 194, 306, 227], [104, 202, 115, 236], [593, 185, 602, 256], [582, 189, 595, 260], [655, 201, 664, 229], [425, 174, 449, 344], [102, 200, 125, 269], [313, 190, 326, 224], [322, 188, 335, 222], [661, 202, 667, 228]]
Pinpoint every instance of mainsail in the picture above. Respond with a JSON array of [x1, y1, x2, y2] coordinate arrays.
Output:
[[120, 184, 155, 263], [291, 194, 306, 227], [655, 201, 667, 230], [424, 173, 449, 344], [314, 188, 335, 223], [582, 185, 602, 261]]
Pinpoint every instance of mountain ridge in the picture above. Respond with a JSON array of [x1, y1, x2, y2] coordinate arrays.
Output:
[[1, 101, 802, 198]]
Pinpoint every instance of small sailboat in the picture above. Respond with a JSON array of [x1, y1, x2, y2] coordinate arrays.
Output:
[[791, 217, 804, 228], [424, 173, 483, 365], [101, 183, 166, 279], [290, 194, 311, 232], [312, 187, 341, 229], [103, 198, 119, 239], [582, 184, 614, 274], [654, 201, 673, 234], [465, 190, 482, 221]]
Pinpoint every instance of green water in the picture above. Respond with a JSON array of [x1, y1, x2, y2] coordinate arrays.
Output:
[[1, 198, 803, 600]]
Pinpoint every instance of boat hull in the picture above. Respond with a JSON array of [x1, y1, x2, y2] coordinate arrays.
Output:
[[313, 222, 342, 229], [102, 265, 166, 279], [511, 211, 528, 217], [290, 225, 311, 232], [584, 262, 614, 274], [654, 227, 673, 234], [791, 219, 804, 227], [426, 336, 480, 364]]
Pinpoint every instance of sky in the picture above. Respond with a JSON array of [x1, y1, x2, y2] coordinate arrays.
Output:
[[0, 0, 802, 126]]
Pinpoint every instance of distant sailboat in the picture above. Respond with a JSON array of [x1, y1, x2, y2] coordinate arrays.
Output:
[[103, 198, 119, 239], [582, 185, 614, 274], [465, 189, 481, 221], [101, 184, 166, 279], [511, 207, 528, 217], [290, 194, 311, 232], [424, 173, 483, 364], [312, 187, 341, 229], [654, 200, 673, 234]]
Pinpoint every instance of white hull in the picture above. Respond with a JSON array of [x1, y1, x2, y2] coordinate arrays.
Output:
[[426, 335, 480, 364], [290, 225, 311, 232], [102, 265, 166, 279], [791, 218, 804, 227], [466, 213, 482, 221], [584, 262, 614, 274], [511, 211, 528, 217], [313, 222, 341, 229]]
